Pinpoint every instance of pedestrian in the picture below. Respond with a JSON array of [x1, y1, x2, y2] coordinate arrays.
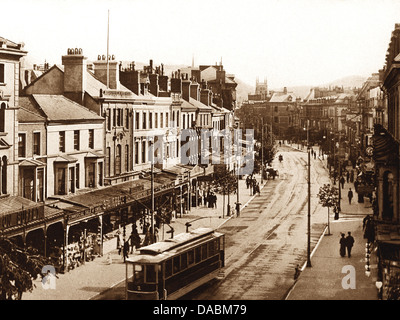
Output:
[[346, 170, 350, 183], [123, 240, 129, 262], [294, 264, 301, 280], [350, 170, 354, 183], [246, 176, 250, 189], [314, 152, 316, 160], [256, 182, 260, 195], [345, 232, 355, 257], [348, 188, 353, 205], [339, 233, 346, 257], [340, 176, 345, 189]]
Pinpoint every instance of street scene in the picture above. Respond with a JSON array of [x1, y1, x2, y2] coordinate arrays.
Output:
[[1, 0, 400, 303]]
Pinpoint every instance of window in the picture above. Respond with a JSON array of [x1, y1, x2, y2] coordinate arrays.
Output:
[[76, 163, 80, 189], [113, 109, 116, 127], [145, 265, 156, 283], [125, 144, 129, 172], [125, 110, 130, 129], [0, 64, 4, 83], [160, 113, 164, 128], [135, 141, 139, 164], [106, 109, 111, 131], [149, 112, 153, 129], [165, 259, 172, 277], [141, 141, 146, 163], [98, 162, 103, 186], [1, 156, 7, 194], [188, 250, 194, 265], [115, 144, 121, 175], [201, 244, 208, 260], [177, 111, 180, 127], [68, 167, 75, 193], [74, 130, 80, 150], [56, 167, 66, 195], [142, 112, 147, 129], [18, 133, 26, 158], [173, 256, 180, 274], [87, 162, 95, 187], [117, 109, 122, 126], [155, 113, 158, 128], [183, 115, 186, 129], [135, 112, 140, 129], [59, 132, 65, 152], [181, 253, 188, 269], [106, 147, 111, 177], [33, 132, 40, 155], [88, 129, 94, 149], [166, 112, 169, 127], [195, 246, 201, 263], [37, 168, 44, 202], [0, 103, 5, 132]]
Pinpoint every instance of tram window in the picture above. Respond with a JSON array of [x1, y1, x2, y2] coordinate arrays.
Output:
[[134, 265, 144, 284], [188, 250, 194, 265], [195, 246, 201, 263], [201, 244, 208, 260], [146, 265, 157, 283], [181, 253, 188, 270], [165, 259, 172, 277], [173, 256, 180, 273], [209, 240, 216, 256]]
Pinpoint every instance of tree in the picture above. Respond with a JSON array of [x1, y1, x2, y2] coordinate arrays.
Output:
[[212, 166, 237, 195], [0, 239, 50, 300], [317, 184, 339, 235]]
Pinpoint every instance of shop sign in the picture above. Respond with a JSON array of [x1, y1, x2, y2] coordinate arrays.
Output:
[[0, 206, 45, 230]]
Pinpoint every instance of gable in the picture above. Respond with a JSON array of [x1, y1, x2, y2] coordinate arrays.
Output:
[[23, 66, 64, 96]]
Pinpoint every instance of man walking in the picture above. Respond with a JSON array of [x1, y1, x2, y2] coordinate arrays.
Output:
[[345, 232, 355, 257], [348, 188, 353, 204]]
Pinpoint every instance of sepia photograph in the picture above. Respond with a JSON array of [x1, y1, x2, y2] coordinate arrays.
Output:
[[0, 0, 400, 311]]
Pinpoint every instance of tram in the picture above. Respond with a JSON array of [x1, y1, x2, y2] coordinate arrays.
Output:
[[125, 227, 225, 300]]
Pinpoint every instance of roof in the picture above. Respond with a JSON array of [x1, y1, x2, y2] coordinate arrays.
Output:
[[0, 196, 39, 216], [31, 94, 104, 122], [19, 159, 46, 167], [180, 99, 197, 111], [56, 65, 135, 98], [188, 97, 213, 111], [269, 92, 297, 103], [17, 104, 46, 123]]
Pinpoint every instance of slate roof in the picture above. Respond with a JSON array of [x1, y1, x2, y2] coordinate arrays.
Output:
[[31, 94, 104, 122]]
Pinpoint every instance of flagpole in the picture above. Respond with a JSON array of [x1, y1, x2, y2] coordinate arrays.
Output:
[[106, 9, 110, 89]]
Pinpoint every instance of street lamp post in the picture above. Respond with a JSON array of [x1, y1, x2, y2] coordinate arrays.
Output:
[[306, 120, 312, 268]]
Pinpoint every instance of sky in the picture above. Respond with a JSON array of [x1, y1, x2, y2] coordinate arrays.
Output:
[[2, 0, 400, 89]]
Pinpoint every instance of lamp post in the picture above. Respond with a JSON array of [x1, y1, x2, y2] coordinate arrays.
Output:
[[305, 120, 312, 268]]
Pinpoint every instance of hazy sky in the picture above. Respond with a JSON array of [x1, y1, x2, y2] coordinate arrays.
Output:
[[2, 0, 400, 89]]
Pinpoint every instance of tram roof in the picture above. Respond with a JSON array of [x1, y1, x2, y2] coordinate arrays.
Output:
[[126, 227, 222, 264]]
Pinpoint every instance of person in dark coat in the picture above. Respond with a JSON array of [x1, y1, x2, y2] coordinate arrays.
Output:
[[348, 188, 353, 204], [340, 176, 345, 189], [339, 233, 346, 257], [345, 232, 355, 257], [123, 241, 130, 262]]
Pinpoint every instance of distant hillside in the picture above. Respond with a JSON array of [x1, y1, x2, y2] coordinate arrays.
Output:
[[235, 78, 254, 104], [324, 75, 367, 89]]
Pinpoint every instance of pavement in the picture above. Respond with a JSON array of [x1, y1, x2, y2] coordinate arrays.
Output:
[[22, 142, 380, 300], [22, 173, 264, 300], [284, 142, 379, 300]]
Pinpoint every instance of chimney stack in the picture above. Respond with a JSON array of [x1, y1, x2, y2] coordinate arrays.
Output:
[[93, 54, 119, 89], [182, 77, 191, 101], [149, 73, 159, 96], [62, 48, 87, 105], [119, 61, 140, 95]]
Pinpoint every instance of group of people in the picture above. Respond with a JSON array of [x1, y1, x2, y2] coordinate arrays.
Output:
[[245, 175, 260, 196], [116, 225, 150, 262], [339, 232, 355, 258]]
